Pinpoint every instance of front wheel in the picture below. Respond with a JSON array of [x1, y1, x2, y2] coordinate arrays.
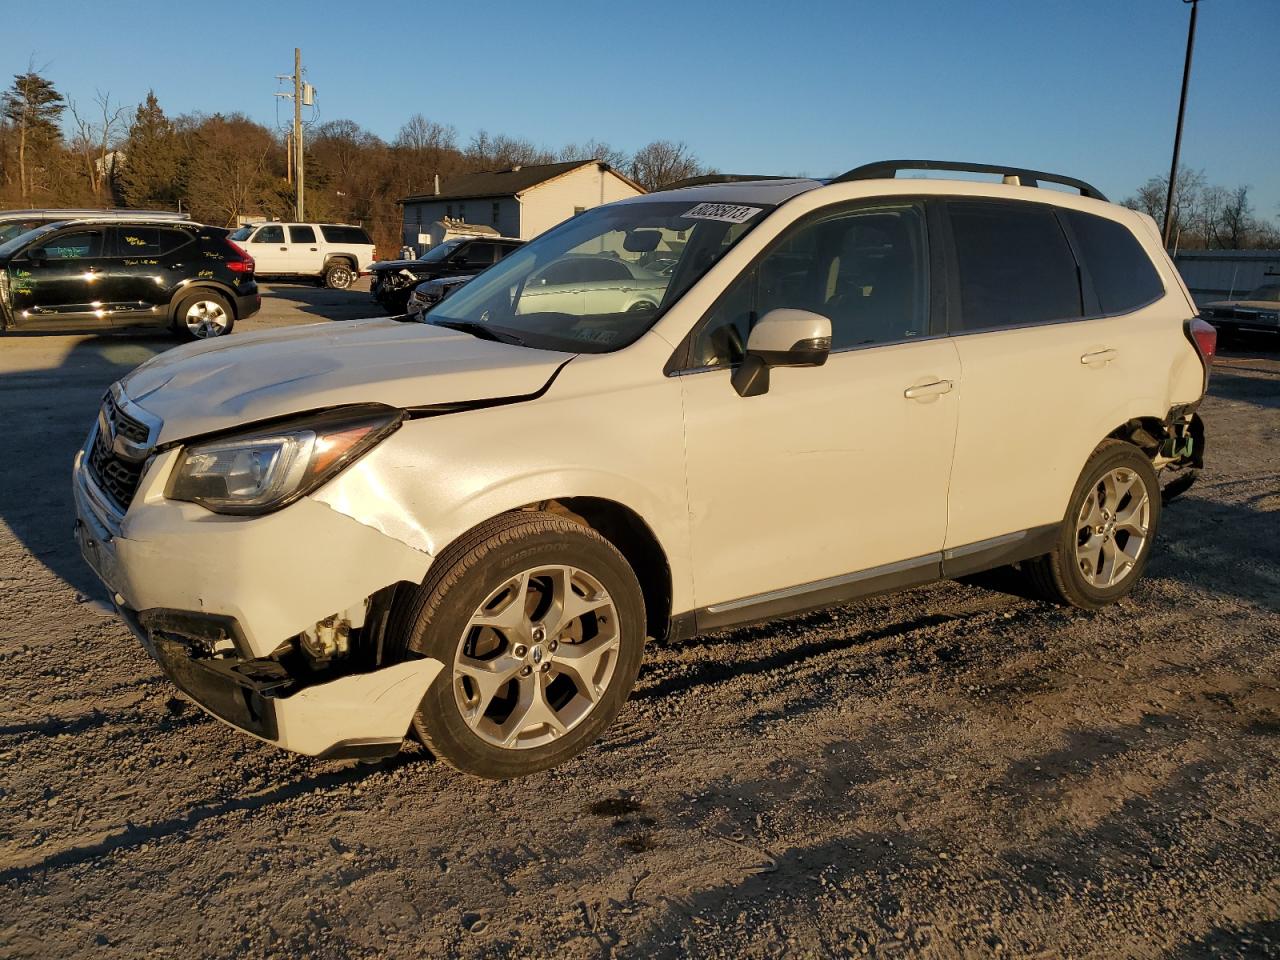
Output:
[[1023, 440, 1161, 609], [387, 511, 646, 779], [323, 261, 355, 289]]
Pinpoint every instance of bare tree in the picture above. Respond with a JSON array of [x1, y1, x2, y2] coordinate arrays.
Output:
[[68, 89, 127, 202], [1123, 167, 1205, 246], [466, 130, 554, 170], [629, 140, 705, 191], [559, 139, 630, 170], [1216, 186, 1254, 250]]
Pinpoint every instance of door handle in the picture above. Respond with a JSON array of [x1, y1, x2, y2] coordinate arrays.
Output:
[[279, 247, 288, 251], [1081, 348, 1118, 366], [904, 379, 953, 400], [310, 247, 318, 251]]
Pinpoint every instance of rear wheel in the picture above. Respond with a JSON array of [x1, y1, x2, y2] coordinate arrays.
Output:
[[388, 511, 646, 779], [174, 291, 234, 340], [323, 261, 355, 289], [1023, 440, 1161, 609]]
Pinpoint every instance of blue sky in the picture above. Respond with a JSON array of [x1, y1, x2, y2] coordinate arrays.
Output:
[[9, 0, 1279, 219]]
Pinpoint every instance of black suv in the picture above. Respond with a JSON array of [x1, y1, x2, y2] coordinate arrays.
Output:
[[369, 236, 523, 314], [0, 219, 260, 339]]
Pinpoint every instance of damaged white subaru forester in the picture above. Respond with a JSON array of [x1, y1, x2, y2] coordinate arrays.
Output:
[[74, 161, 1215, 778]]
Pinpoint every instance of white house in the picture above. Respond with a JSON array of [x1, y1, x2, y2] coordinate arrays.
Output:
[[400, 159, 644, 247]]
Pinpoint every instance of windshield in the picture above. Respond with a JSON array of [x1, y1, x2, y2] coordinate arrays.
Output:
[[418, 238, 466, 263], [0, 219, 47, 244], [427, 199, 772, 352], [1244, 284, 1280, 302], [229, 226, 253, 241], [0, 223, 60, 259]]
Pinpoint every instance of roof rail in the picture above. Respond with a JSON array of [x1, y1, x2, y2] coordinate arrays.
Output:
[[662, 174, 794, 190], [831, 160, 1108, 202]]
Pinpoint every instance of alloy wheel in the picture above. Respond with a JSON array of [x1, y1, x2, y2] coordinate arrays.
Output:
[[184, 300, 230, 338], [1074, 466, 1151, 588], [451, 565, 621, 750]]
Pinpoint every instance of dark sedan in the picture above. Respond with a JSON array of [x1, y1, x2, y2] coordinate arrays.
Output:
[[369, 236, 523, 314], [1203, 283, 1280, 336]]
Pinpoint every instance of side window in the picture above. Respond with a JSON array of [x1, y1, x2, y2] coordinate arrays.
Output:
[[289, 225, 317, 244], [1063, 210, 1164, 315], [43, 230, 104, 259], [114, 227, 191, 256], [319, 225, 372, 244], [948, 201, 1081, 331], [691, 203, 930, 367], [496, 243, 518, 261], [462, 242, 495, 266], [254, 225, 285, 244]]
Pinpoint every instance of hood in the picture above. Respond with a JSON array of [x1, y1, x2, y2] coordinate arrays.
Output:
[[120, 317, 573, 444], [370, 259, 431, 272]]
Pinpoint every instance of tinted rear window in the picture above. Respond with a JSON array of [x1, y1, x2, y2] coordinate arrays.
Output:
[[116, 226, 190, 256], [320, 225, 371, 244], [1063, 211, 1164, 315], [948, 201, 1082, 331]]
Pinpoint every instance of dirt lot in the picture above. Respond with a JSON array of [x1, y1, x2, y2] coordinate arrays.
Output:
[[1, 288, 1277, 959]]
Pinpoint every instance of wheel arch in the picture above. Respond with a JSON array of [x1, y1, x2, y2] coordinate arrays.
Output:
[[167, 281, 242, 323]]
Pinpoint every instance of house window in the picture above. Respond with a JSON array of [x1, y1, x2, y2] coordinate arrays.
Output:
[[492, 202, 501, 226], [446, 204, 454, 219], [459, 203, 467, 221], [414, 207, 422, 225]]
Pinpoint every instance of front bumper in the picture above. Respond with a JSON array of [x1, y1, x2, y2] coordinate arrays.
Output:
[[72, 429, 439, 757]]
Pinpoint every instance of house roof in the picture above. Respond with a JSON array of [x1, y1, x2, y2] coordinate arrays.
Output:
[[399, 160, 642, 204]]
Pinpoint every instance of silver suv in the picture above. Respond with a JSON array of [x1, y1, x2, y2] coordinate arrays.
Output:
[[74, 160, 1215, 778]]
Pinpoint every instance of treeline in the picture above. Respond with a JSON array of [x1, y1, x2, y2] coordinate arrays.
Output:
[[0, 69, 711, 254], [1122, 167, 1278, 250]]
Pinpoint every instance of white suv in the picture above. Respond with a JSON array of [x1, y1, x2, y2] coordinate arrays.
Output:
[[73, 161, 1215, 778], [228, 222, 375, 288]]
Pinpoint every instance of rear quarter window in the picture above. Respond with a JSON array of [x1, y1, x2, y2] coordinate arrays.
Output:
[[1063, 210, 1165, 315], [320, 225, 372, 244]]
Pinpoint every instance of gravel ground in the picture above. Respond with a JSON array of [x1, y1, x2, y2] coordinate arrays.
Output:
[[1, 289, 1277, 959]]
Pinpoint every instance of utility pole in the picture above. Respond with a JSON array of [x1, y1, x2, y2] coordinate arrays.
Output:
[[1162, 0, 1201, 248], [294, 47, 304, 222]]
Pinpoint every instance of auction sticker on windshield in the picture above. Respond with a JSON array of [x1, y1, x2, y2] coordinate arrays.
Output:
[[683, 203, 763, 224]]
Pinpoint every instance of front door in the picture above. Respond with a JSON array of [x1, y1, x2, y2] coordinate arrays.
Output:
[[246, 223, 288, 273], [677, 200, 961, 615], [7, 227, 112, 329]]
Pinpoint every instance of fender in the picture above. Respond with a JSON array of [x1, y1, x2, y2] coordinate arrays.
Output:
[[166, 279, 245, 321]]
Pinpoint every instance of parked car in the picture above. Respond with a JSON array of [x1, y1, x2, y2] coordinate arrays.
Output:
[[0, 208, 189, 244], [516, 254, 666, 317], [370, 236, 524, 314], [74, 160, 1213, 777], [1202, 283, 1280, 337], [406, 273, 475, 318], [0, 217, 259, 338], [228, 222, 374, 289]]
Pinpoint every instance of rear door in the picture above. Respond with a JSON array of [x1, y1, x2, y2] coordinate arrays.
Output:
[[108, 225, 196, 324], [245, 224, 288, 273], [940, 199, 1164, 551], [286, 224, 320, 273]]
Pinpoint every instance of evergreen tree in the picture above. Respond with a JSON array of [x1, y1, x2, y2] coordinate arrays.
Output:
[[116, 91, 185, 209], [1, 71, 65, 203]]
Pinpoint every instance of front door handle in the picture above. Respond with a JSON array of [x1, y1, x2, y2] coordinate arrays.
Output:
[[904, 379, 954, 401], [1081, 348, 1118, 366], [279, 246, 288, 251]]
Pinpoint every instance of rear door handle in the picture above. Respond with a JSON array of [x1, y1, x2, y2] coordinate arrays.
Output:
[[1081, 348, 1118, 366], [904, 379, 953, 401]]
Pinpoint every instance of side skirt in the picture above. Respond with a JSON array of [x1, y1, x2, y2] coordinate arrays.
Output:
[[674, 524, 1059, 636]]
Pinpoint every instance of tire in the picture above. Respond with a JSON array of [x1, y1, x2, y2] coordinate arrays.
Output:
[[173, 290, 234, 340], [323, 260, 355, 289], [387, 511, 646, 779], [1023, 440, 1161, 609]]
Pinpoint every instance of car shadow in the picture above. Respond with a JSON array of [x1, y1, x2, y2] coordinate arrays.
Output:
[[257, 280, 386, 322]]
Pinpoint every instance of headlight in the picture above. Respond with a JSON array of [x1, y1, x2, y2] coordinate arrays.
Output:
[[167, 405, 403, 515]]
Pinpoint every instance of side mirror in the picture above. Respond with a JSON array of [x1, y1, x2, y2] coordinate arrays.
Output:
[[27, 247, 48, 265], [731, 308, 832, 398]]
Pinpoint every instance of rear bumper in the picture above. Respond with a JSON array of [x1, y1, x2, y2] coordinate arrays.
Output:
[[236, 289, 262, 320]]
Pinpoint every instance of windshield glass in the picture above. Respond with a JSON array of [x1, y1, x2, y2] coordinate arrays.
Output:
[[419, 238, 466, 263], [1245, 284, 1280, 302], [427, 199, 772, 352], [0, 219, 47, 244], [229, 226, 253, 241], [0, 223, 60, 259]]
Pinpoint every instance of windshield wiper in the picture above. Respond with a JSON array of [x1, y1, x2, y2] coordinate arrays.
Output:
[[430, 319, 526, 346]]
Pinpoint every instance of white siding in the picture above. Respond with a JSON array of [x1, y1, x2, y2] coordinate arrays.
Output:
[[518, 166, 643, 240]]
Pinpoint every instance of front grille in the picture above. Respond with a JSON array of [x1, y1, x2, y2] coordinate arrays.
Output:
[[86, 393, 153, 512], [102, 392, 149, 445]]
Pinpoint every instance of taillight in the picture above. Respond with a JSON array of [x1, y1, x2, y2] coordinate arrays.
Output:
[[1189, 317, 1217, 362], [225, 238, 254, 274]]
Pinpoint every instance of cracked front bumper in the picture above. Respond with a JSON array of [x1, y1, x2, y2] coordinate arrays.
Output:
[[72, 438, 441, 757]]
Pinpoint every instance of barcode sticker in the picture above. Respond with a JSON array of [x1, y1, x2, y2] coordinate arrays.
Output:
[[682, 202, 763, 224]]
